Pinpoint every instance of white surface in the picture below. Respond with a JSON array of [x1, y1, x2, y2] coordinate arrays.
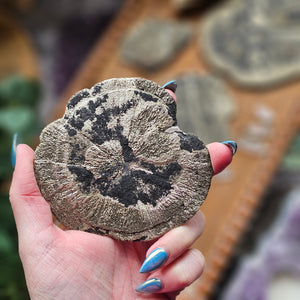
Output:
[[267, 273, 300, 300]]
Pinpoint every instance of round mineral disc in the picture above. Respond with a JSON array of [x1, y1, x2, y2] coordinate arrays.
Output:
[[202, 0, 300, 88], [34, 78, 213, 241]]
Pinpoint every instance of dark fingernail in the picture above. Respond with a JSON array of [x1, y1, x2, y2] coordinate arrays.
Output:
[[140, 248, 168, 273], [11, 133, 20, 168], [135, 278, 162, 294], [162, 80, 177, 93], [221, 140, 237, 155]]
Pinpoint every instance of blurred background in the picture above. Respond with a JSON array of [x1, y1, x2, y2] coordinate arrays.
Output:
[[0, 0, 299, 299]]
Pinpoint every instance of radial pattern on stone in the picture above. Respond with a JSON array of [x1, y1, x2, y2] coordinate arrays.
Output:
[[202, 0, 300, 87], [34, 78, 213, 241]]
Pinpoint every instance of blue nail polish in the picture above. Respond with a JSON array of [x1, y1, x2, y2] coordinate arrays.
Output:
[[162, 80, 177, 93], [11, 133, 19, 168], [222, 140, 237, 155], [140, 247, 168, 273], [135, 278, 162, 294]]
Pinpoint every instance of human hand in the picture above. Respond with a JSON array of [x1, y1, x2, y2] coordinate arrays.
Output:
[[9, 140, 235, 300], [9, 82, 237, 299]]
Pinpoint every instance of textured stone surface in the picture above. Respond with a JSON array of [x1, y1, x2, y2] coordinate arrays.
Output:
[[34, 78, 213, 241], [202, 0, 300, 87], [175, 73, 236, 144], [121, 19, 191, 70]]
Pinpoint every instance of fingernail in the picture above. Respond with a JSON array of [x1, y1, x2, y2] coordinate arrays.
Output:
[[135, 278, 162, 294], [162, 80, 177, 93], [221, 140, 237, 155], [140, 248, 168, 273], [11, 133, 20, 168]]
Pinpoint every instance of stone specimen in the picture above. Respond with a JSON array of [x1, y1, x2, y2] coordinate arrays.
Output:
[[175, 73, 236, 144], [121, 19, 191, 70], [202, 0, 300, 87], [34, 78, 213, 241]]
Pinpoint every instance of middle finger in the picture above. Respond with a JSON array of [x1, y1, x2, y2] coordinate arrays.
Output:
[[139, 210, 206, 273]]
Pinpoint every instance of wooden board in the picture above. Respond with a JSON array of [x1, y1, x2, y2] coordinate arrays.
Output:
[[52, 0, 300, 299]]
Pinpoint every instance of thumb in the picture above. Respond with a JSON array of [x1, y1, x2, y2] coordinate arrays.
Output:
[[9, 144, 53, 236], [207, 142, 236, 175]]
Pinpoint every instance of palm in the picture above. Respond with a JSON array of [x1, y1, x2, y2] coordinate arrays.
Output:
[[22, 222, 168, 299], [11, 143, 233, 299]]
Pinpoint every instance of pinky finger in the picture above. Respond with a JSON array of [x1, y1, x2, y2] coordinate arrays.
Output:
[[135, 249, 205, 295]]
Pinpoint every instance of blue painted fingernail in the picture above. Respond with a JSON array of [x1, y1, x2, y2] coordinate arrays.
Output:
[[140, 248, 168, 273], [11, 133, 20, 168], [221, 140, 237, 155], [162, 80, 177, 93], [135, 278, 162, 294]]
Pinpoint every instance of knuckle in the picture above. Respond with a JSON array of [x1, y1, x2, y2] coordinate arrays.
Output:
[[190, 249, 205, 276], [177, 271, 193, 287], [190, 211, 206, 230], [176, 250, 205, 288]]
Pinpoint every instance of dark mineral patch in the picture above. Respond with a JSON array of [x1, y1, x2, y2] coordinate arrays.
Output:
[[178, 132, 205, 152], [68, 166, 94, 192], [67, 90, 90, 109]]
